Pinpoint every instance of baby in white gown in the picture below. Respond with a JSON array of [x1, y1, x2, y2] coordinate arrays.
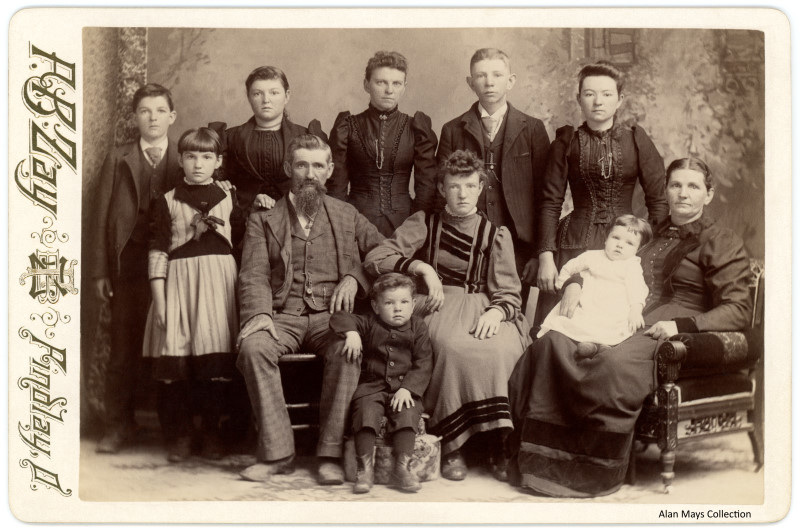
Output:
[[538, 215, 652, 358]]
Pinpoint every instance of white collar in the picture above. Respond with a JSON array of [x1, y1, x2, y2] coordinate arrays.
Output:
[[478, 102, 508, 120]]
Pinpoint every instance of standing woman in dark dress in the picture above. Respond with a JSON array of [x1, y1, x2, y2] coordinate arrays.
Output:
[[328, 51, 438, 236], [534, 61, 669, 327], [210, 66, 326, 223]]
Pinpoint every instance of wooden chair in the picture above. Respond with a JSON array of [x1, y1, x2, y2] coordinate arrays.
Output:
[[631, 259, 765, 492], [279, 354, 322, 434]]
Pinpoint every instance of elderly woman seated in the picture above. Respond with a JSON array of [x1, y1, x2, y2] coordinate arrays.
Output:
[[507, 156, 752, 497], [364, 149, 530, 481]]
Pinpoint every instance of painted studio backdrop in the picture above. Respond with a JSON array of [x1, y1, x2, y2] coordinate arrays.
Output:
[[80, 26, 765, 426]]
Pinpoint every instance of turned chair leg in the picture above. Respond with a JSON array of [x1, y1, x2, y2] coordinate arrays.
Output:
[[748, 429, 764, 472], [659, 448, 675, 493]]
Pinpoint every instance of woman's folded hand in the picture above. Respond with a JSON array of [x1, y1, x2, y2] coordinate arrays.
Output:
[[471, 308, 504, 340]]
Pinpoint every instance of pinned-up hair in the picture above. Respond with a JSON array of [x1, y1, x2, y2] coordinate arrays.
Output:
[[245, 65, 290, 93], [666, 157, 714, 191], [578, 60, 625, 94], [437, 149, 488, 186], [365, 51, 408, 81]]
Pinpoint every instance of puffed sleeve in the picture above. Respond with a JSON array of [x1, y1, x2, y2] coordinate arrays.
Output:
[[486, 226, 523, 321], [536, 125, 574, 254], [307, 118, 328, 143], [147, 195, 171, 280], [633, 126, 669, 227], [678, 228, 752, 332], [410, 111, 439, 213], [624, 257, 649, 308], [363, 210, 429, 277], [327, 111, 351, 202]]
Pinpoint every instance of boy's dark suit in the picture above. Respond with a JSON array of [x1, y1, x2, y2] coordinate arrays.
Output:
[[436, 102, 550, 274], [90, 139, 183, 440]]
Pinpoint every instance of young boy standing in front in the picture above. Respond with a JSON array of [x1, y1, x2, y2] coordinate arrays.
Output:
[[330, 273, 433, 494], [91, 83, 183, 453], [437, 48, 550, 291]]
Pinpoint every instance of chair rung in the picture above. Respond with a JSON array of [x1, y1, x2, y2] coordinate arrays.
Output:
[[281, 354, 316, 363], [291, 423, 317, 431], [287, 402, 317, 410]]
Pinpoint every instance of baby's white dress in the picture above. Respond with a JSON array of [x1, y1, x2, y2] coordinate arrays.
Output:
[[538, 249, 649, 346]]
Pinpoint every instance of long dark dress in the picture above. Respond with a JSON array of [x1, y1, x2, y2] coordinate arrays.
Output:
[[328, 105, 438, 236], [508, 213, 752, 497]]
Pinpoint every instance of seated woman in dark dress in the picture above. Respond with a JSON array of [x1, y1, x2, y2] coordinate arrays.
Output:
[[508, 157, 752, 497], [328, 51, 438, 236]]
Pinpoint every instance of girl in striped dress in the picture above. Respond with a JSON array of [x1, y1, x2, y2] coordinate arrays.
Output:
[[143, 127, 241, 462], [364, 149, 530, 482]]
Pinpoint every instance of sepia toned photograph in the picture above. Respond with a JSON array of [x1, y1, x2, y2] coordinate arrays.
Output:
[[6, 6, 790, 524]]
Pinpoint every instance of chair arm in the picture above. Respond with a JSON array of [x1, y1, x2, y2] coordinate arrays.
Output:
[[655, 340, 688, 383], [657, 331, 756, 381]]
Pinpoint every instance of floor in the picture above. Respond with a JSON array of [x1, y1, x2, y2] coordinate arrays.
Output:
[[79, 413, 764, 506]]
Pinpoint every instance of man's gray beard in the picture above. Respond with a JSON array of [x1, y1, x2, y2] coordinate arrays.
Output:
[[295, 184, 326, 218]]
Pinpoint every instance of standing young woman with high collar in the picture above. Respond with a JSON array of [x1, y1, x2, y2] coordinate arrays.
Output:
[[328, 51, 438, 237], [533, 61, 669, 329]]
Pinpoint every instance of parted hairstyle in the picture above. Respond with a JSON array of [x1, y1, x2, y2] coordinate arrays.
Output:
[[666, 157, 714, 191], [437, 149, 488, 186], [370, 272, 417, 301], [245, 65, 290, 93], [284, 133, 332, 166], [469, 48, 510, 70], [609, 214, 653, 248], [131, 83, 174, 113], [178, 127, 222, 156], [578, 60, 625, 94], [365, 51, 408, 81]]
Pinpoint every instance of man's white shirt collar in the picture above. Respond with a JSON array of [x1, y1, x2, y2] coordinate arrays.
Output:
[[478, 102, 508, 141]]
